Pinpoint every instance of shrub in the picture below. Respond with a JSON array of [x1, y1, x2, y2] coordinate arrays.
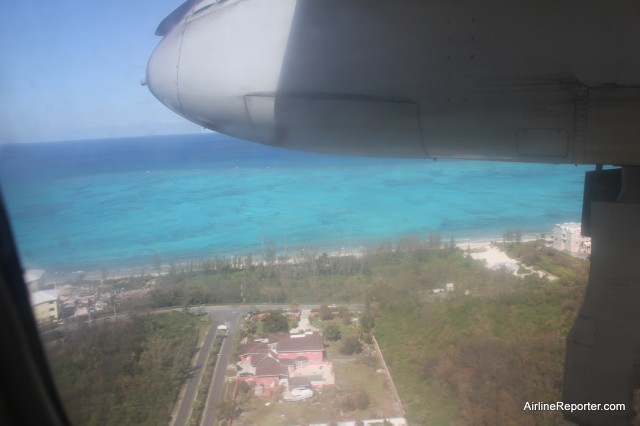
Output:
[[340, 335, 363, 355], [325, 323, 342, 341]]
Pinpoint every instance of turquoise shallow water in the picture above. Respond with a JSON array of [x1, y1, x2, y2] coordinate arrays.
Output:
[[0, 133, 589, 271]]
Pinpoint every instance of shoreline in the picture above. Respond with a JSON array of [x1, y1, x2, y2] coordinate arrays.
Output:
[[36, 231, 550, 286]]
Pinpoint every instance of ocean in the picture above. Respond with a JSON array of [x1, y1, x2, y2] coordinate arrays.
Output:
[[0, 133, 589, 273]]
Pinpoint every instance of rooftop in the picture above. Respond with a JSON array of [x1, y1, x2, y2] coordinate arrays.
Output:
[[254, 354, 287, 377], [272, 332, 324, 353], [30, 289, 59, 307], [239, 340, 269, 356]]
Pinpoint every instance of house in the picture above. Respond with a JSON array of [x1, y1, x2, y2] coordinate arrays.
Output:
[[238, 331, 334, 395]]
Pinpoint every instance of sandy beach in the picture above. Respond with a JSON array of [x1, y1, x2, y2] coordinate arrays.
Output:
[[457, 237, 557, 280]]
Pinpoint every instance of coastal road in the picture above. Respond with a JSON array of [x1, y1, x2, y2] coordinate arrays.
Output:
[[170, 318, 220, 426], [200, 308, 244, 426]]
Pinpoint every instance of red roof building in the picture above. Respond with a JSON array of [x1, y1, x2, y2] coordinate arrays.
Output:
[[237, 332, 334, 395]]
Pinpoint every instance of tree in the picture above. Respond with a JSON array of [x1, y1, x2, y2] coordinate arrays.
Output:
[[448, 236, 457, 250], [317, 252, 330, 274], [340, 335, 363, 355], [514, 227, 523, 243], [427, 233, 442, 249], [241, 319, 256, 338], [216, 400, 239, 420], [319, 304, 333, 320], [245, 254, 254, 271], [338, 305, 352, 325], [262, 311, 289, 333], [325, 323, 342, 341], [264, 238, 276, 265], [360, 310, 375, 334]]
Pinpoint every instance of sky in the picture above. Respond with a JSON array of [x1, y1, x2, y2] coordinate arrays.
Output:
[[0, 0, 204, 143]]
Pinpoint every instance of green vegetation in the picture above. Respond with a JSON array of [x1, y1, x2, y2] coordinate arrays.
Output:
[[145, 234, 473, 309], [243, 310, 293, 337], [319, 304, 334, 320], [215, 399, 239, 422], [325, 323, 342, 341], [340, 335, 363, 355], [147, 249, 379, 307], [373, 241, 589, 425], [503, 227, 523, 243], [500, 239, 589, 284], [47, 312, 200, 426], [261, 311, 290, 334]]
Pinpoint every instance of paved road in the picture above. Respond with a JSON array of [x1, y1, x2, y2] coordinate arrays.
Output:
[[200, 308, 245, 426], [170, 318, 220, 426]]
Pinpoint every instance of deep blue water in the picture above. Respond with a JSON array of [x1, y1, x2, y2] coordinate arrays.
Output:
[[0, 133, 589, 272]]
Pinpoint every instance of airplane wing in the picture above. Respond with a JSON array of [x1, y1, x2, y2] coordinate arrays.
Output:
[[146, 0, 640, 164]]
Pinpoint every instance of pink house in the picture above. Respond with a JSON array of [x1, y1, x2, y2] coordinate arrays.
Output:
[[237, 331, 334, 395]]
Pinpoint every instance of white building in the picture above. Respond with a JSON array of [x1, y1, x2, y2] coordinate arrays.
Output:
[[30, 289, 60, 324], [553, 223, 591, 254]]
